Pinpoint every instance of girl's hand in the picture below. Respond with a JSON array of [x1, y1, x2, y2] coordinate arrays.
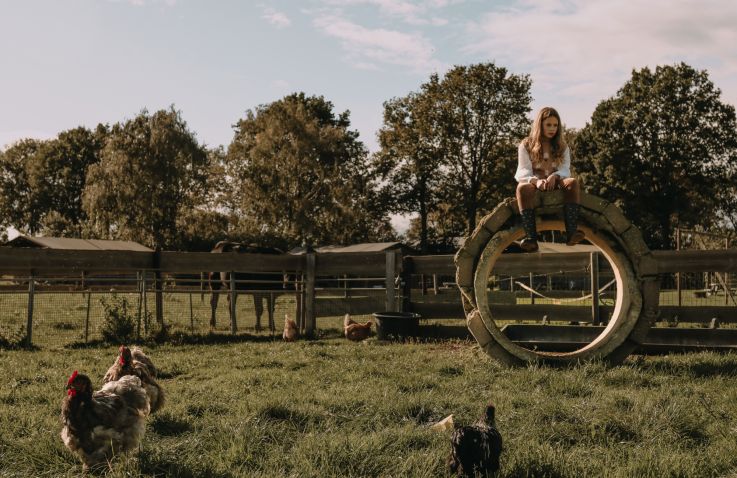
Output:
[[546, 174, 559, 191], [536, 179, 547, 191]]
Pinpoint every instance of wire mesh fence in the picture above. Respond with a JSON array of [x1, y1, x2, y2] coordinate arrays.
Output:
[[314, 275, 388, 331], [4, 251, 737, 349], [0, 270, 395, 348]]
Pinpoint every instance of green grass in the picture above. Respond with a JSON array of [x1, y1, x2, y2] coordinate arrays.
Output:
[[2, 339, 737, 477]]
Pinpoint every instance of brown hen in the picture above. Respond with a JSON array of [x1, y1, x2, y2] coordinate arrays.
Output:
[[344, 314, 372, 341], [103, 345, 165, 413], [283, 314, 298, 342]]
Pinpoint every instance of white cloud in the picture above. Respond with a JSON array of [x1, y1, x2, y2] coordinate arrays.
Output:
[[271, 79, 291, 90], [464, 0, 737, 127], [262, 7, 292, 28], [319, 0, 457, 25], [313, 14, 443, 72], [106, 0, 176, 6]]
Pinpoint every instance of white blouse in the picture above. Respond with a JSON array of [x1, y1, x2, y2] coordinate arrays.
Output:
[[514, 142, 571, 183]]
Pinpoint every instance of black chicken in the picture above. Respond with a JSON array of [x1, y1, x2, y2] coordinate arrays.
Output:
[[449, 402, 503, 476]]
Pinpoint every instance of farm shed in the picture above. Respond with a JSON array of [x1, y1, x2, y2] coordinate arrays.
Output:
[[289, 241, 415, 255], [4, 235, 152, 252]]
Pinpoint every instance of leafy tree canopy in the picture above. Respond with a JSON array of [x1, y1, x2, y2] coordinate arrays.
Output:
[[225, 92, 394, 248], [574, 63, 737, 249], [82, 107, 209, 250], [377, 63, 531, 251]]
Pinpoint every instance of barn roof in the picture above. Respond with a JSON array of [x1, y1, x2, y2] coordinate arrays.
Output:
[[289, 242, 412, 255], [5, 235, 153, 252], [324, 242, 405, 253]]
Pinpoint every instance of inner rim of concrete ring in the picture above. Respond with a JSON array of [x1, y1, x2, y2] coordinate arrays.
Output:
[[473, 219, 641, 360]]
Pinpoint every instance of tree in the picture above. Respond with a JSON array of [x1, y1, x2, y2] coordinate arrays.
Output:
[[0, 127, 107, 239], [378, 63, 532, 249], [31, 126, 107, 235], [437, 64, 532, 235], [82, 108, 209, 250], [0, 138, 44, 237], [376, 83, 445, 253], [573, 63, 737, 249], [174, 146, 232, 251], [225, 92, 393, 247]]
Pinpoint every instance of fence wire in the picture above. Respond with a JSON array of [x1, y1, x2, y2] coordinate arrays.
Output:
[[0, 271, 396, 348], [4, 265, 737, 348]]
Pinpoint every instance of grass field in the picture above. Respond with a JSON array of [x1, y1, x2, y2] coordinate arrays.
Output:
[[2, 336, 737, 477]]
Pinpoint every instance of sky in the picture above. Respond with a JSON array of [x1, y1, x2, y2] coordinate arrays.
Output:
[[1, 0, 736, 233]]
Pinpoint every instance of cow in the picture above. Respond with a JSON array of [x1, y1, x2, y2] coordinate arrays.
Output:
[[208, 241, 289, 332]]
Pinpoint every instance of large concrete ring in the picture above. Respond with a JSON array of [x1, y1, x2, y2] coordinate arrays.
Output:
[[455, 191, 660, 366]]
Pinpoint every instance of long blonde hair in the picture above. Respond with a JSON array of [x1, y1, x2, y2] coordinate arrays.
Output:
[[522, 107, 567, 168]]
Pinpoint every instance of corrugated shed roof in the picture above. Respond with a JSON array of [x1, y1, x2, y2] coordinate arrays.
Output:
[[288, 242, 406, 255], [6, 235, 153, 252], [320, 242, 403, 253]]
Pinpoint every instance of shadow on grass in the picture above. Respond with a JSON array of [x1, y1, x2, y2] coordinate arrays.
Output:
[[57, 326, 475, 350], [139, 452, 232, 478], [186, 403, 229, 418], [65, 331, 282, 350], [638, 352, 737, 378], [150, 412, 193, 436], [256, 404, 322, 432]]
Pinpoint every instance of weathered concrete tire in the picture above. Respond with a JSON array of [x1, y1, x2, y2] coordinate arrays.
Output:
[[455, 191, 659, 366]]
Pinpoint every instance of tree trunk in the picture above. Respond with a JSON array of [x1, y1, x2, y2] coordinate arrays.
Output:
[[419, 198, 428, 254]]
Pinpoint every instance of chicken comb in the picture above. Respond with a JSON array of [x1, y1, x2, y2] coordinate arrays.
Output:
[[118, 345, 128, 365], [66, 370, 78, 387]]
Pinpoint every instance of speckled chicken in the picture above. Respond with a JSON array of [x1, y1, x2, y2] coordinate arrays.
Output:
[[60, 371, 150, 472], [103, 345, 165, 413], [449, 402, 503, 476], [344, 314, 372, 341], [283, 314, 298, 342]]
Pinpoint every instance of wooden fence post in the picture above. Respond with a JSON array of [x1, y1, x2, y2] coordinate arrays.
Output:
[[26, 271, 35, 347], [296, 273, 304, 333], [304, 253, 316, 337], [136, 271, 142, 340], [153, 250, 164, 331], [189, 292, 194, 334], [229, 272, 237, 334], [676, 228, 682, 307], [591, 252, 600, 325], [85, 290, 91, 343], [142, 273, 148, 336], [726, 237, 730, 306], [401, 255, 412, 313], [385, 251, 396, 312], [529, 272, 535, 305]]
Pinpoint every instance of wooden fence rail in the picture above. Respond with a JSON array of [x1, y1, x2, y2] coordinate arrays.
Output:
[[2, 247, 737, 346]]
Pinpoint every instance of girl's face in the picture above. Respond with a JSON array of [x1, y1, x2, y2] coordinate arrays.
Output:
[[542, 116, 559, 140]]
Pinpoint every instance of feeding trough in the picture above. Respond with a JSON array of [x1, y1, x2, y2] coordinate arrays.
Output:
[[373, 311, 421, 340]]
